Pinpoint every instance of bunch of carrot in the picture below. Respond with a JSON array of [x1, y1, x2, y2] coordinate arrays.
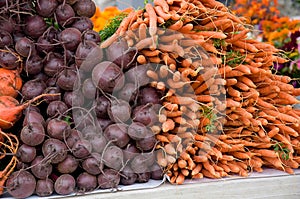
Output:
[[100, 0, 300, 184]]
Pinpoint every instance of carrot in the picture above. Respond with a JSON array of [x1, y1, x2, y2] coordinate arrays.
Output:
[[178, 159, 187, 169], [100, 32, 119, 48], [154, 5, 171, 20], [232, 40, 259, 53], [226, 29, 250, 43], [175, 173, 185, 184], [263, 157, 284, 169], [154, 0, 169, 12], [226, 98, 241, 108], [263, 109, 299, 124], [226, 78, 238, 86], [162, 119, 175, 132], [138, 23, 147, 40], [145, 3, 158, 36], [137, 55, 147, 64], [135, 35, 158, 50], [0, 94, 59, 129], [191, 164, 202, 176], [169, 20, 184, 31], [178, 23, 194, 33], [156, 134, 170, 143], [0, 69, 22, 98]]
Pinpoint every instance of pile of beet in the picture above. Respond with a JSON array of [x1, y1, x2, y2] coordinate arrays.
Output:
[[0, 0, 164, 198]]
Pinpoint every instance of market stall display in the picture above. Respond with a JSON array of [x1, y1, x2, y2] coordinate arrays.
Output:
[[0, 0, 299, 198]]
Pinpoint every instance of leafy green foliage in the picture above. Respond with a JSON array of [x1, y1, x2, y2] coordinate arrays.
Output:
[[99, 13, 128, 41], [222, 50, 246, 66], [273, 142, 290, 160]]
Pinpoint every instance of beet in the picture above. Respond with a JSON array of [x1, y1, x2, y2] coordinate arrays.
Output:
[[121, 165, 137, 185], [93, 96, 110, 119], [43, 52, 64, 76], [77, 172, 98, 192], [123, 144, 140, 161], [82, 29, 100, 43], [102, 145, 124, 170], [128, 122, 148, 140], [104, 124, 130, 148], [55, 4, 75, 26], [31, 156, 53, 179], [56, 154, 79, 174], [6, 170, 36, 198], [82, 153, 103, 175], [117, 83, 138, 103], [136, 132, 157, 152], [43, 87, 62, 103], [96, 117, 113, 131], [47, 118, 71, 140], [73, 0, 96, 18], [56, 68, 79, 91], [136, 172, 151, 183], [36, 0, 58, 17], [97, 169, 120, 189], [125, 64, 150, 87], [46, 100, 68, 117], [16, 144, 36, 163], [54, 174, 76, 195], [138, 87, 162, 105], [63, 90, 85, 107], [35, 179, 54, 197], [23, 110, 46, 127], [82, 78, 96, 99], [59, 27, 81, 51], [75, 40, 103, 72], [42, 138, 68, 164], [89, 134, 107, 154], [21, 78, 46, 100], [150, 163, 164, 180], [15, 37, 35, 57], [72, 17, 94, 33], [65, 129, 82, 148], [132, 104, 159, 126], [21, 122, 45, 146], [0, 30, 13, 48], [24, 15, 47, 39], [92, 61, 125, 93], [72, 139, 92, 158], [108, 99, 131, 123], [130, 154, 149, 174], [25, 54, 44, 75], [0, 48, 21, 69]]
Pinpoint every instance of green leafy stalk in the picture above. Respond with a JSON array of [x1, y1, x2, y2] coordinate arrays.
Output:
[[99, 13, 128, 41]]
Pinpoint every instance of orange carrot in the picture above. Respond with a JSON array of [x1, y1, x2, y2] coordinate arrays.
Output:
[[154, 0, 170, 12], [154, 5, 171, 20], [145, 3, 158, 36], [162, 119, 175, 132], [169, 20, 184, 31]]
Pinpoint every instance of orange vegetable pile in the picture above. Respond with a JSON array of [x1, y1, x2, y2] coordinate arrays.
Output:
[[100, 0, 300, 184], [91, 6, 122, 32]]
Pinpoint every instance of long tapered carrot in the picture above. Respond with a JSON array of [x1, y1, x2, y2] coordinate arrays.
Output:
[[145, 3, 158, 36]]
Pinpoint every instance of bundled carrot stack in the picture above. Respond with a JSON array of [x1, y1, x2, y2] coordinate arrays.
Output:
[[100, 0, 300, 184]]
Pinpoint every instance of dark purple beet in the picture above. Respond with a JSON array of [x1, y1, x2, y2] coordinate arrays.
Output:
[[82, 29, 100, 43], [6, 170, 36, 198], [63, 91, 85, 107], [59, 27, 81, 51], [42, 138, 68, 164], [21, 78, 46, 100], [56, 68, 79, 91], [43, 86, 62, 103], [23, 110, 46, 127], [138, 87, 162, 105], [136, 172, 151, 183], [0, 48, 21, 69], [15, 37, 35, 57], [123, 144, 140, 161], [128, 122, 148, 140], [43, 52, 64, 76], [57, 154, 79, 174], [82, 78, 96, 99], [96, 117, 113, 131], [55, 4, 75, 26], [73, 0, 96, 18], [21, 122, 45, 146], [72, 139, 92, 158], [121, 165, 137, 185], [97, 169, 120, 189], [36, 0, 58, 17], [150, 163, 164, 180], [72, 17, 93, 32], [94, 96, 110, 119], [46, 100, 68, 117], [92, 61, 125, 93], [16, 144, 36, 163], [77, 172, 97, 192], [54, 174, 76, 195], [104, 123, 130, 148], [0, 30, 13, 48], [35, 179, 54, 197], [75, 40, 103, 72], [82, 153, 103, 175], [47, 118, 71, 140], [25, 54, 43, 75], [132, 104, 159, 126], [65, 129, 83, 148], [117, 83, 138, 103], [24, 15, 47, 39], [31, 156, 53, 179]]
